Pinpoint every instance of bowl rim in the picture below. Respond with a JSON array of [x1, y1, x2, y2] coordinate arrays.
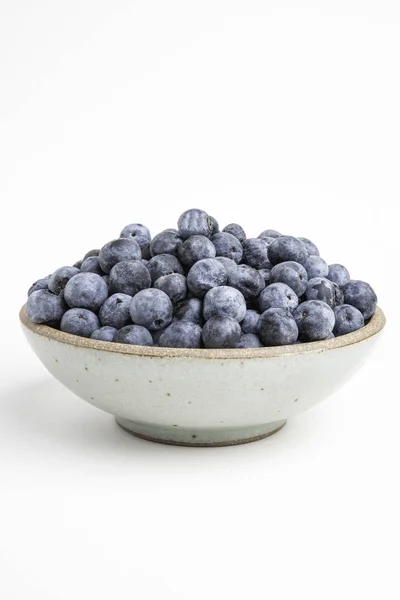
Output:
[[20, 304, 386, 360]]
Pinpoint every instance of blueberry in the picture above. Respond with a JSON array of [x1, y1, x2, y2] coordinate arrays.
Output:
[[257, 308, 298, 346], [73, 260, 83, 269], [158, 321, 203, 348], [154, 273, 187, 303], [209, 215, 220, 236], [120, 223, 151, 248], [178, 208, 213, 239], [60, 308, 100, 337], [80, 256, 104, 275], [332, 282, 344, 306], [305, 277, 336, 308], [270, 261, 308, 296], [293, 300, 335, 341], [203, 286, 246, 322], [83, 249, 100, 260], [222, 223, 246, 243], [130, 288, 173, 330], [187, 258, 227, 298], [298, 237, 320, 257], [327, 264, 350, 287], [259, 282, 298, 312], [258, 268, 271, 285], [333, 304, 365, 336], [214, 256, 237, 276], [99, 238, 141, 273], [64, 272, 108, 311], [236, 333, 263, 348], [258, 229, 281, 239], [227, 264, 265, 300], [116, 324, 153, 346], [28, 276, 50, 297], [27, 289, 67, 324], [48, 267, 80, 295], [99, 293, 132, 329], [304, 256, 328, 279], [211, 232, 243, 263], [178, 235, 216, 267], [141, 244, 152, 260], [268, 236, 307, 266], [241, 238, 270, 269], [150, 229, 183, 257], [342, 280, 377, 319], [202, 316, 241, 348], [241, 310, 260, 334], [147, 254, 185, 283], [91, 326, 118, 342], [173, 297, 203, 325], [256, 235, 275, 245], [109, 260, 151, 296]]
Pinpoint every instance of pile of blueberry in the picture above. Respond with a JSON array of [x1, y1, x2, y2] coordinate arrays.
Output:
[[26, 209, 378, 349]]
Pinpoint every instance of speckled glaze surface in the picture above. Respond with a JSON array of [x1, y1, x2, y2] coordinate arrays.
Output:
[[20, 305, 385, 446]]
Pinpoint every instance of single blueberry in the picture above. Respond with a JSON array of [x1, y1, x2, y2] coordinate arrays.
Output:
[[91, 326, 118, 342], [298, 237, 320, 257], [222, 223, 246, 243], [64, 272, 108, 311], [268, 236, 307, 266], [120, 223, 151, 248], [259, 282, 298, 313], [173, 297, 204, 326], [333, 304, 365, 336], [178, 208, 213, 239], [28, 276, 50, 297], [202, 316, 241, 348], [342, 280, 377, 319], [270, 261, 308, 296], [80, 256, 104, 275], [305, 277, 336, 308], [60, 308, 100, 338], [209, 215, 220, 236], [211, 232, 243, 263], [99, 238, 141, 273], [147, 254, 185, 283], [48, 267, 80, 295], [187, 258, 227, 298], [256, 235, 275, 245], [214, 256, 237, 277], [158, 321, 203, 348], [27, 289, 67, 324], [116, 324, 153, 346], [130, 288, 173, 330], [258, 229, 281, 239], [304, 255, 328, 279], [150, 229, 183, 257], [203, 286, 247, 322], [83, 249, 100, 260], [258, 268, 271, 285], [241, 310, 261, 334], [327, 264, 351, 287], [178, 235, 216, 267], [257, 308, 298, 346], [154, 273, 187, 304], [293, 300, 335, 341], [99, 293, 132, 329], [241, 238, 270, 269], [236, 333, 263, 348], [227, 264, 265, 300], [109, 260, 151, 296]]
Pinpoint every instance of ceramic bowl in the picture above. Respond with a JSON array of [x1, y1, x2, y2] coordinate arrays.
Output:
[[20, 305, 385, 446]]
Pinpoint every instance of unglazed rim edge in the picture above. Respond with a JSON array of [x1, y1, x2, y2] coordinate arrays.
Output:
[[19, 304, 386, 360]]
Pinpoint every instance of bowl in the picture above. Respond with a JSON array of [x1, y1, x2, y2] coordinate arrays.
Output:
[[20, 304, 386, 446]]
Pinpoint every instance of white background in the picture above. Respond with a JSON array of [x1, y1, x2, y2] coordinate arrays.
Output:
[[0, 1, 399, 598]]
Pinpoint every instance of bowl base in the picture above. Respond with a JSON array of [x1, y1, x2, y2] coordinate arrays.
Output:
[[115, 417, 287, 447]]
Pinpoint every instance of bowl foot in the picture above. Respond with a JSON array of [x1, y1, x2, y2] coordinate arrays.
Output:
[[114, 417, 287, 447]]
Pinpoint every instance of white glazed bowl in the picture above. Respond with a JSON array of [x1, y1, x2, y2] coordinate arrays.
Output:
[[20, 305, 385, 446]]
